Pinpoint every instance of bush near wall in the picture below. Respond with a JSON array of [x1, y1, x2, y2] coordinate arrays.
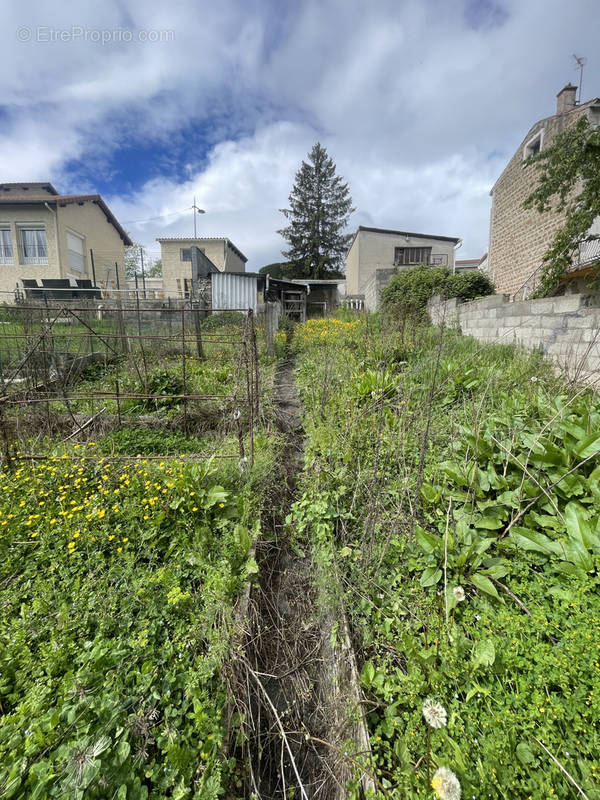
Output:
[[381, 266, 495, 318]]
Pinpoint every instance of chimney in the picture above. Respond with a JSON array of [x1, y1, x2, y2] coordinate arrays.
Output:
[[556, 83, 578, 114]]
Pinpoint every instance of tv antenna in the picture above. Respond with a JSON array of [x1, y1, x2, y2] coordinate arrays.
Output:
[[573, 54, 587, 104]]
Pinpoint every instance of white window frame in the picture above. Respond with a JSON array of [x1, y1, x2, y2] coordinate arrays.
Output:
[[66, 228, 85, 273], [523, 130, 544, 161], [18, 224, 48, 265], [0, 226, 13, 265]]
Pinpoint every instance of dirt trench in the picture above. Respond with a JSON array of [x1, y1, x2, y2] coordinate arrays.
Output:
[[232, 358, 372, 799]]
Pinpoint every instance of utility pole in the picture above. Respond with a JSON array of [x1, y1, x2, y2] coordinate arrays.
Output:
[[192, 197, 205, 238]]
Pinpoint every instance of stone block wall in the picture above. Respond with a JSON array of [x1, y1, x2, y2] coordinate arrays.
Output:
[[428, 293, 600, 383], [488, 102, 598, 297]]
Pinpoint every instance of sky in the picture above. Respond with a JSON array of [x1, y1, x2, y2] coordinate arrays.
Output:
[[1, 0, 599, 269]]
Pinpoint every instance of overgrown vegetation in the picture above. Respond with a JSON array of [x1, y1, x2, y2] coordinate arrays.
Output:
[[0, 309, 277, 799], [381, 266, 495, 321], [291, 315, 600, 798], [0, 446, 273, 799]]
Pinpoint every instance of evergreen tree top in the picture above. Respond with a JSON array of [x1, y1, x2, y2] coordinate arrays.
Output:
[[278, 143, 354, 280]]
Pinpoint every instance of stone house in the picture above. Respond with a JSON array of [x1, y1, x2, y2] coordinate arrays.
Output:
[[0, 182, 132, 300], [345, 225, 461, 311], [488, 84, 600, 298], [157, 237, 247, 298]]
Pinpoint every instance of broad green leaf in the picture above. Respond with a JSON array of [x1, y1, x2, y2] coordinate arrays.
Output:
[[205, 485, 229, 507], [420, 567, 442, 587], [562, 540, 594, 572], [516, 742, 535, 765], [361, 661, 375, 687], [245, 558, 259, 575], [471, 638, 495, 669], [509, 527, 562, 557], [414, 525, 443, 554], [420, 483, 440, 503], [574, 431, 600, 459], [565, 502, 600, 553], [117, 740, 131, 763], [473, 512, 504, 530], [481, 563, 509, 579], [470, 573, 499, 599]]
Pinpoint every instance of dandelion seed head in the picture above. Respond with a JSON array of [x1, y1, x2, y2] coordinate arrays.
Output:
[[453, 586, 466, 602], [432, 766, 461, 800], [422, 698, 447, 729]]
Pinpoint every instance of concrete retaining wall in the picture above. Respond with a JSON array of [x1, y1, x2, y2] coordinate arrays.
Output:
[[428, 293, 600, 383], [363, 268, 397, 312]]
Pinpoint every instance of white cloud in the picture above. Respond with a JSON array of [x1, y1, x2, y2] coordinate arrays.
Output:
[[1, 0, 599, 265]]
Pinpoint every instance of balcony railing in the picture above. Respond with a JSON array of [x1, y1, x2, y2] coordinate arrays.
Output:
[[430, 254, 449, 266], [22, 244, 48, 265], [393, 254, 449, 267], [0, 245, 13, 265], [513, 238, 600, 300]]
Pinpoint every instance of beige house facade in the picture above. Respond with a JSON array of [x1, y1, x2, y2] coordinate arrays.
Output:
[[157, 237, 247, 298], [346, 226, 461, 310], [488, 84, 600, 297], [0, 182, 131, 300]]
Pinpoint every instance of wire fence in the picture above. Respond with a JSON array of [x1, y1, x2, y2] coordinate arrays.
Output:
[[0, 301, 262, 465]]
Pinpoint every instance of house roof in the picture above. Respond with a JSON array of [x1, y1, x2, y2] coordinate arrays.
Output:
[[0, 187, 132, 245], [0, 182, 59, 195], [349, 225, 461, 251], [156, 237, 248, 263], [456, 253, 487, 267]]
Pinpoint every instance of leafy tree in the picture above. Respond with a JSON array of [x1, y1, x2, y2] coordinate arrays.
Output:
[[146, 258, 162, 278], [124, 241, 145, 279], [523, 116, 600, 296], [278, 142, 354, 279], [381, 265, 494, 320], [258, 262, 297, 279], [125, 244, 161, 280]]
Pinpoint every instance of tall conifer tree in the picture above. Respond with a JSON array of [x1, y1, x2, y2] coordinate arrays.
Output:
[[278, 143, 354, 278]]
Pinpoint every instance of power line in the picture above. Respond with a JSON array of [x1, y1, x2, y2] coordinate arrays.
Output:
[[121, 206, 193, 226]]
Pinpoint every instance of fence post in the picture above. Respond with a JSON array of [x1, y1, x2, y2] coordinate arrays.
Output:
[[90, 249, 97, 287], [192, 300, 204, 361], [249, 308, 260, 418], [181, 306, 188, 438], [266, 301, 278, 357]]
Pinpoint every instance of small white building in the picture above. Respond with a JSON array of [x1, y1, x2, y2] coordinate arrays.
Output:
[[345, 226, 461, 311]]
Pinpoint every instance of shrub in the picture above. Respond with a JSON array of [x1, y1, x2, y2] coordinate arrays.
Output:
[[201, 311, 245, 330], [446, 269, 495, 301], [381, 266, 495, 320]]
